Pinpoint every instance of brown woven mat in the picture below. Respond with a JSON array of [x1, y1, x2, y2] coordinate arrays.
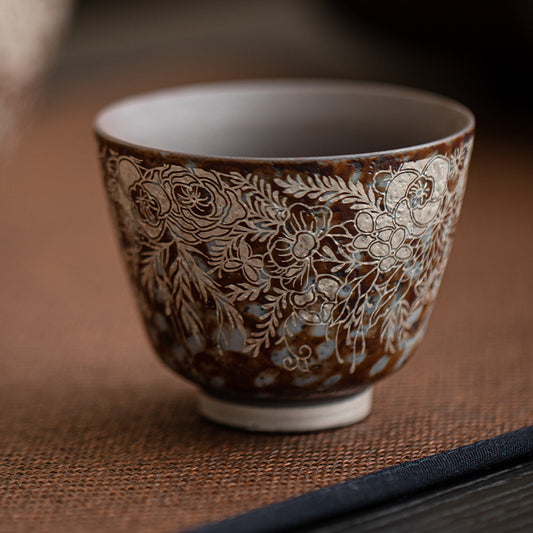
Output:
[[1, 80, 532, 532]]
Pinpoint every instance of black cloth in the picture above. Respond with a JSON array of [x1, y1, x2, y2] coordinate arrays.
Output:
[[189, 425, 533, 533]]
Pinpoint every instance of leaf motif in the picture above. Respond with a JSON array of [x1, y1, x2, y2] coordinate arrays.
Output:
[[322, 245, 337, 260], [224, 260, 241, 270], [380, 298, 410, 352], [276, 173, 378, 211], [243, 292, 287, 357], [228, 283, 262, 302], [227, 170, 286, 214]]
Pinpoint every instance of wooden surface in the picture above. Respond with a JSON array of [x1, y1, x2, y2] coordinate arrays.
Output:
[[306, 461, 533, 533]]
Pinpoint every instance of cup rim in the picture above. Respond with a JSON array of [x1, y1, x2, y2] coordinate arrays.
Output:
[[94, 78, 475, 163]]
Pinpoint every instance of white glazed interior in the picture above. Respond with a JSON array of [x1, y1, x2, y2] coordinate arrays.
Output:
[[95, 80, 475, 160]]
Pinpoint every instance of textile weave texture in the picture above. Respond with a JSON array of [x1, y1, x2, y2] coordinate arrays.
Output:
[[1, 79, 532, 532]]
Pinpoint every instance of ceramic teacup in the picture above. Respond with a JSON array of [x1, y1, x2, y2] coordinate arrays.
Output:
[[95, 80, 474, 431]]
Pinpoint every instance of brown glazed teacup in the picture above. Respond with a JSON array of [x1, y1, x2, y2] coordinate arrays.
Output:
[[95, 80, 474, 431]]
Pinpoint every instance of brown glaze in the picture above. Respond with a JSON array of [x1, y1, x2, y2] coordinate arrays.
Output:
[[96, 128, 474, 403]]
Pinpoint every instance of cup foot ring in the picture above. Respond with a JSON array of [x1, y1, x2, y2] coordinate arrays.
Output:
[[197, 388, 373, 432]]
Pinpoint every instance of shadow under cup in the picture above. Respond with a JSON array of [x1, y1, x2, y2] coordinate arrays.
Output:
[[95, 80, 474, 432]]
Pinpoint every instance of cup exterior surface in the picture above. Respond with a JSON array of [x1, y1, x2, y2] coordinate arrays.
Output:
[[96, 93, 473, 403]]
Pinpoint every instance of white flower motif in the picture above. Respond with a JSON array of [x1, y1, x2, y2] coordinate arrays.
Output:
[[162, 166, 247, 243], [383, 155, 449, 237], [291, 275, 344, 325], [266, 202, 332, 288], [352, 211, 412, 272], [224, 241, 264, 283], [116, 158, 171, 239]]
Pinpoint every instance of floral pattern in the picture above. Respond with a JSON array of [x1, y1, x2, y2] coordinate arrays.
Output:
[[162, 167, 246, 243], [101, 140, 472, 377], [267, 203, 332, 290]]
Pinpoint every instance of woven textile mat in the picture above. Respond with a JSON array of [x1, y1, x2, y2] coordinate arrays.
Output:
[[1, 83, 532, 532]]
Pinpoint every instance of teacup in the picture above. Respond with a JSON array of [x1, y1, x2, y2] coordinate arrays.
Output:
[[95, 80, 474, 431]]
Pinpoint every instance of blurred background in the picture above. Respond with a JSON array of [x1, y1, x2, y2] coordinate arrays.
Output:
[[3, 0, 533, 151], [50, 0, 533, 133]]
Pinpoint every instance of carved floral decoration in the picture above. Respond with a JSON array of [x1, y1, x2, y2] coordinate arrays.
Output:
[[101, 140, 472, 374]]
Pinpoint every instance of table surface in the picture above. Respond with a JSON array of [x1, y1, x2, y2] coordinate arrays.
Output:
[[306, 461, 533, 533], [1, 71, 532, 532]]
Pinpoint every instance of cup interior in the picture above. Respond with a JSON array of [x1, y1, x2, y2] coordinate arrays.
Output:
[[95, 80, 474, 159]]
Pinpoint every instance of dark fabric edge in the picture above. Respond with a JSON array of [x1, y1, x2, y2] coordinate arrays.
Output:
[[185, 425, 533, 533]]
